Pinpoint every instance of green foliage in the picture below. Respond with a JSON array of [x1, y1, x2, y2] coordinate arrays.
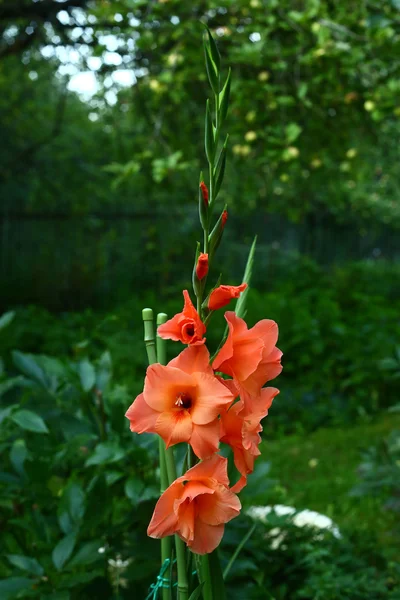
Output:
[[352, 430, 400, 516], [222, 515, 400, 599], [0, 346, 160, 598]]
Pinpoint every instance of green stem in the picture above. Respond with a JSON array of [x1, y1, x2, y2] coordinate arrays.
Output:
[[164, 447, 188, 600], [156, 313, 173, 600], [142, 308, 157, 365]]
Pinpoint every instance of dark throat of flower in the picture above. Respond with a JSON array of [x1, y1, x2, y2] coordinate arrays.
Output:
[[175, 392, 192, 409]]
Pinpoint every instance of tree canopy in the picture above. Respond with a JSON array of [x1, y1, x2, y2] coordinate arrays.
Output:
[[1, 0, 400, 226]]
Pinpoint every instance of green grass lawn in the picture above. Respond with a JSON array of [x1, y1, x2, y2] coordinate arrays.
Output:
[[261, 412, 400, 555]]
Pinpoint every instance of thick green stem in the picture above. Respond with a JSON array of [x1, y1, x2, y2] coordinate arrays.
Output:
[[143, 310, 172, 600], [142, 308, 157, 365]]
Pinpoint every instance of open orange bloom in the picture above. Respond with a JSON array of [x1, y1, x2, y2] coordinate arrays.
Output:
[[125, 346, 234, 459], [220, 387, 279, 492], [157, 290, 206, 345], [208, 283, 247, 311], [147, 455, 241, 554], [212, 312, 282, 403]]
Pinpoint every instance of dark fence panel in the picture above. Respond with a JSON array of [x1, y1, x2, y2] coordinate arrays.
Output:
[[1, 209, 399, 311]]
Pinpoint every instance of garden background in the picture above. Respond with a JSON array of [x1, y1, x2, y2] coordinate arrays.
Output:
[[1, 1, 400, 598]]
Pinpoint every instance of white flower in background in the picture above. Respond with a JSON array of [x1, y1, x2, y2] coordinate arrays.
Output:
[[247, 504, 341, 549]]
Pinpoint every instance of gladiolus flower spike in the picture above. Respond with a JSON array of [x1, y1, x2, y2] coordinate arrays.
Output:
[[126, 25, 282, 599]]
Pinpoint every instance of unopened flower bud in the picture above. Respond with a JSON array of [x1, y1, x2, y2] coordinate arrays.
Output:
[[199, 181, 209, 207], [208, 207, 228, 261], [196, 253, 209, 280]]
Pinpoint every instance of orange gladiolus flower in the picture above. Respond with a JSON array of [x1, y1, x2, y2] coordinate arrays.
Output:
[[196, 253, 209, 280], [220, 387, 279, 492], [125, 346, 234, 459], [157, 290, 206, 345], [208, 283, 248, 311], [147, 455, 241, 554], [212, 312, 282, 404]]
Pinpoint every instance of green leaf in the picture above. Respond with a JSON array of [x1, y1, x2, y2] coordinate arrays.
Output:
[[11, 409, 49, 434], [62, 481, 86, 523], [214, 135, 228, 199], [124, 477, 145, 505], [0, 404, 18, 424], [96, 351, 112, 392], [0, 577, 34, 599], [10, 439, 28, 478], [204, 24, 220, 71], [85, 442, 125, 467], [223, 523, 256, 580], [105, 470, 124, 486], [12, 351, 48, 389], [0, 376, 31, 398], [285, 122, 302, 143], [188, 583, 204, 600], [52, 532, 77, 571], [201, 550, 226, 600], [6, 554, 44, 576], [78, 359, 96, 392], [218, 68, 231, 124], [68, 540, 103, 567], [234, 236, 257, 320], [204, 44, 219, 95], [0, 311, 15, 330], [205, 99, 215, 164]]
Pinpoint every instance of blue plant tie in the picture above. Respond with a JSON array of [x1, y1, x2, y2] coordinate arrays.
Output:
[[145, 558, 175, 600]]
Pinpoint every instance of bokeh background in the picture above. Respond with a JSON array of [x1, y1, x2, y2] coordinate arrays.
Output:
[[1, 1, 400, 599]]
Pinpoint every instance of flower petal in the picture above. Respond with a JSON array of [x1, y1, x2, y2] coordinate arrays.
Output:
[[185, 454, 230, 487], [196, 483, 241, 525], [168, 345, 212, 376], [144, 364, 195, 411], [156, 409, 193, 448], [125, 393, 158, 433], [188, 521, 225, 555], [190, 419, 221, 459], [191, 372, 234, 425], [147, 481, 181, 539]]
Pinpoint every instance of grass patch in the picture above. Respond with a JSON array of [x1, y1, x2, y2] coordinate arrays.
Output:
[[261, 412, 400, 555]]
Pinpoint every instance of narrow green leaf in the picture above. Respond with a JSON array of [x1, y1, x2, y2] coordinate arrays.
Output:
[[10, 439, 28, 478], [52, 532, 77, 571], [205, 99, 215, 164], [204, 45, 219, 95], [0, 577, 33, 599], [223, 523, 256, 580], [201, 550, 226, 600], [214, 135, 229, 198], [204, 24, 220, 71], [234, 236, 257, 320], [218, 68, 231, 124], [11, 409, 49, 434], [78, 359, 96, 392], [6, 554, 44, 577], [0, 311, 15, 330], [188, 583, 204, 600], [12, 351, 48, 389]]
